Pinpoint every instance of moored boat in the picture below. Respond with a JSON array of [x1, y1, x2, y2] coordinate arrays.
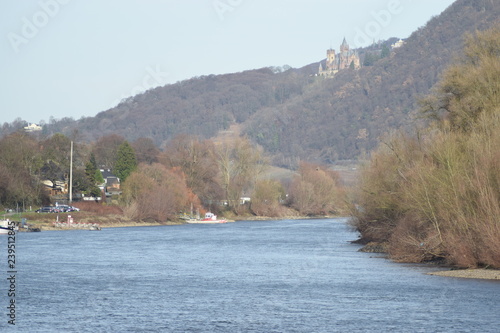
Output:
[[186, 212, 227, 224], [89, 224, 101, 231], [0, 219, 18, 234]]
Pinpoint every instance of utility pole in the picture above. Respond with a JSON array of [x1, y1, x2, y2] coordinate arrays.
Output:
[[69, 141, 73, 204]]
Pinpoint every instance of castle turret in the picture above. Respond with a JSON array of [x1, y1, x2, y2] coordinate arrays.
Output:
[[340, 37, 349, 53]]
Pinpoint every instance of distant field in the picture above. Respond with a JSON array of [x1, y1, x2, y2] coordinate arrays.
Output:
[[332, 166, 360, 187], [260, 166, 296, 182], [261, 164, 360, 188]]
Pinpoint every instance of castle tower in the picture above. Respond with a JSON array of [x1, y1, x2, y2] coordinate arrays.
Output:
[[339, 37, 348, 69], [325, 48, 336, 71]]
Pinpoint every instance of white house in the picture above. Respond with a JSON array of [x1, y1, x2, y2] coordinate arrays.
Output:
[[24, 123, 42, 132]]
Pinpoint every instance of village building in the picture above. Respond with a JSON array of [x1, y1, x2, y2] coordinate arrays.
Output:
[[391, 38, 406, 49], [41, 180, 67, 196], [24, 123, 42, 132], [100, 169, 121, 197]]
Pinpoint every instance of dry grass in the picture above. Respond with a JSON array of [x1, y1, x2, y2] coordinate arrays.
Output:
[[73, 201, 123, 214]]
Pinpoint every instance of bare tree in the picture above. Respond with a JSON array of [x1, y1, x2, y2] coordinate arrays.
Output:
[[213, 137, 267, 213], [132, 137, 160, 164], [161, 135, 223, 208], [92, 134, 125, 169]]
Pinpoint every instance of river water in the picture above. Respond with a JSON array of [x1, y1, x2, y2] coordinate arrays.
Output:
[[1, 218, 499, 332]]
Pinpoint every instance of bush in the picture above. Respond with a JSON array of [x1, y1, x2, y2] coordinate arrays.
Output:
[[288, 162, 346, 216], [250, 179, 292, 217], [352, 27, 500, 268], [121, 163, 201, 222]]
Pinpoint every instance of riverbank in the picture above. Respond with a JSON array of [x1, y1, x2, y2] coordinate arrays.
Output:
[[39, 220, 183, 230], [21, 213, 342, 231], [428, 269, 500, 280], [355, 241, 500, 280]]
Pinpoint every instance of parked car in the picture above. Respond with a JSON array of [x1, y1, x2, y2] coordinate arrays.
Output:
[[35, 205, 80, 213], [57, 205, 80, 212], [35, 206, 57, 213]]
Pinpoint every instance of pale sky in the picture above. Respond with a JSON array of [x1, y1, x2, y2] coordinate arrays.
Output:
[[0, 0, 455, 124]]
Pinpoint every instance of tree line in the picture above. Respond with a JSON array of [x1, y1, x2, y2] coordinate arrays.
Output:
[[0, 131, 346, 220]]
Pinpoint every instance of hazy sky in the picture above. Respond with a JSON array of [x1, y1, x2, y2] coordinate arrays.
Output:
[[1, 0, 455, 124]]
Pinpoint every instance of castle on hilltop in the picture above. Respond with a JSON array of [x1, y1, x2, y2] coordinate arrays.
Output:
[[318, 38, 361, 77]]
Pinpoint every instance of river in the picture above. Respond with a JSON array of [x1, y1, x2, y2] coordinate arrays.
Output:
[[1, 218, 498, 332]]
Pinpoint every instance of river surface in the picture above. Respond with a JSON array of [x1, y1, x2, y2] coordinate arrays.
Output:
[[1, 218, 499, 332]]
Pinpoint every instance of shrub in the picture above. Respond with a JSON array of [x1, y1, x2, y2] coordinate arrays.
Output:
[[250, 179, 289, 217], [288, 162, 346, 216], [352, 27, 500, 268], [121, 163, 201, 222]]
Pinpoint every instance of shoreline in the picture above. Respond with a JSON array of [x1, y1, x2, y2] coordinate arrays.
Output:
[[39, 221, 183, 231], [26, 214, 345, 231], [357, 242, 500, 281], [427, 269, 500, 280]]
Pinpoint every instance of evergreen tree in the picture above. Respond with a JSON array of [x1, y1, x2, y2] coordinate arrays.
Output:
[[85, 153, 103, 197], [85, 153, 98, 181], [363, 52, 376, 66], [114, 141, 137, 182], [380, 44, 390, 58]]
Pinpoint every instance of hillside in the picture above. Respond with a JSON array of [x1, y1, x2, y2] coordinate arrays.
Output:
[[4, 0, 499, 168], [244, 0, 500, 166], [48, 66, 316, 148]]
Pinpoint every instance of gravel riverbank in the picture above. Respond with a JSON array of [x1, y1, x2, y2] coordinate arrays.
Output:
[[428, 269, 500, 280]]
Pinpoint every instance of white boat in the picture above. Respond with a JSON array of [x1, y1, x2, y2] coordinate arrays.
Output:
[[89, 224, 101, 231], [0, 219, 17, 234], [186, 212, 227, 224]]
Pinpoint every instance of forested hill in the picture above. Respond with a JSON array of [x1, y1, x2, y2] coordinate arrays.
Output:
[[244, 0, 500, 166], [5, 0, 500, 168], [74, 66, 316, 146]]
